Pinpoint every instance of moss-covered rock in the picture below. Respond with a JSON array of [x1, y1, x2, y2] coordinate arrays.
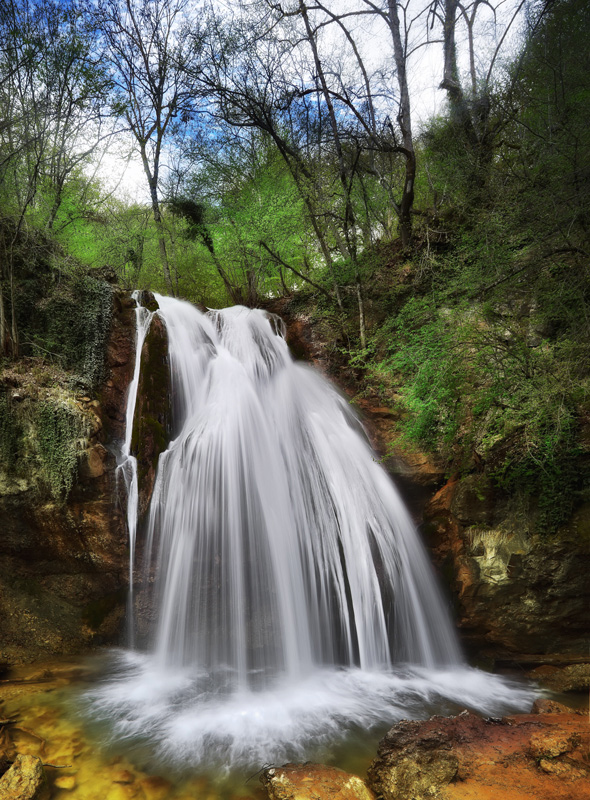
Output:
[[0, 291, 135, 664], [0, 754, 49, 800]]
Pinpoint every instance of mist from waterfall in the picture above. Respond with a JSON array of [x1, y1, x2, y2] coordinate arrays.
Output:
[[84, 296, 535, 772]]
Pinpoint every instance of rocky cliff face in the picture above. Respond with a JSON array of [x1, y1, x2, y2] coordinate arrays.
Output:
[[0, 291, 136, 665], [423, 476, 590, 664], [130, 311, 171, 519]]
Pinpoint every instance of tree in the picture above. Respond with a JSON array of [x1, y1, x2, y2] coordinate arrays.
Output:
[[429, 0, 535, 194], [0, 0, 112, 356], [92, 0, 200, 295]]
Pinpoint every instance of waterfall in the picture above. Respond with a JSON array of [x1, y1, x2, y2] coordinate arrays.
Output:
[[116, 291, 154, 647], [144, 296, 460, 678], [87, 295, 534, 772]]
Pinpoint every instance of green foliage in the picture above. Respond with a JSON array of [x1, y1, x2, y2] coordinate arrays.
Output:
[[0, 395, 21, 471], [492, 419, 581, 535], [35, 401, 82, 500], [373, 298, 468, 448], [22, 274, 113, 389], [364, 279, 590, 534]]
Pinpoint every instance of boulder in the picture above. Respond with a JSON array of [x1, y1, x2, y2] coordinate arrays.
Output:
[[367, 715, 462, 800], [367, 710, 590, 800], [0, 754, 50, 800], [261, 763, 374, 800]]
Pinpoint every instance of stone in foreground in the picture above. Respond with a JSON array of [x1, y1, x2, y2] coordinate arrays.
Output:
[[261, 763, 375, 800], [0, 754, 50, 800], [367, 709, 590, 800]]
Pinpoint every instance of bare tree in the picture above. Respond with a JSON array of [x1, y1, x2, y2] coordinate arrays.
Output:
[[93, 0, 200, 295], [430, 0, 532, 190]]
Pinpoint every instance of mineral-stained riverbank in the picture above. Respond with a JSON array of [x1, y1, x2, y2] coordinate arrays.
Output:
[[261, 701, 590, 800], [1, 658, 589, 800]]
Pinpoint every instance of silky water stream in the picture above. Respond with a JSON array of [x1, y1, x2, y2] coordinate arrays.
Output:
[[32, 296, 535, 797]]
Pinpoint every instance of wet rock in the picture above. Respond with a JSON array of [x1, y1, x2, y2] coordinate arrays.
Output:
[[261, 763, 374, 800], [136, 291, 159, 312], [0, 725, 15, 775], [99, 289, 136, 443], [131, 313, 172, 518], [0, 754, 49, 800], [531, 698, 574, 714], [367, 710, 590, 800], [367, 715, 462, 800], [138, 775, 173, 800], [78, 443, 108, 479], [424, 477, 590, 659], [528, 663, 590, 693], [0, 291, 134, 664], [112, 769, 135, 784], [53, 774, 77, 790]]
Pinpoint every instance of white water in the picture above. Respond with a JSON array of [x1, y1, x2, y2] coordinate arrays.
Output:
[[87, 296, 535, 772], [115, 291, 154, 648]]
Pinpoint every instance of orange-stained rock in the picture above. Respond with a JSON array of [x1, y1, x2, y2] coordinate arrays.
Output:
[[529, 729, 578, 759], [261, 763, 374, 800], [532, 698, 575, 714], [367, 710, 590, 800]]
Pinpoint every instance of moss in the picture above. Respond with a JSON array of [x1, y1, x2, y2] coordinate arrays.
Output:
[[35, 401, 83, 501], [0, 394, 22, 471], [21, 274, 113, 390]]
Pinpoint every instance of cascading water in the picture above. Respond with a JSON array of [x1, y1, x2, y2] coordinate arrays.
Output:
[[115, 291, 154, 648], [86, 295, 534, 773]]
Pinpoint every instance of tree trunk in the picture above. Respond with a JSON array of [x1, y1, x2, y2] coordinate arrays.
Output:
[[356, 277, 366, 349], [0, 279, 11, 357], [388, 0, 415, 247], [139, 145, 175, 296]]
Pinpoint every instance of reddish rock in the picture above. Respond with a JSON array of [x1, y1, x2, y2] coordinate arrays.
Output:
[[531, 698, 575, 714], [368, 710, 590, 800]]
